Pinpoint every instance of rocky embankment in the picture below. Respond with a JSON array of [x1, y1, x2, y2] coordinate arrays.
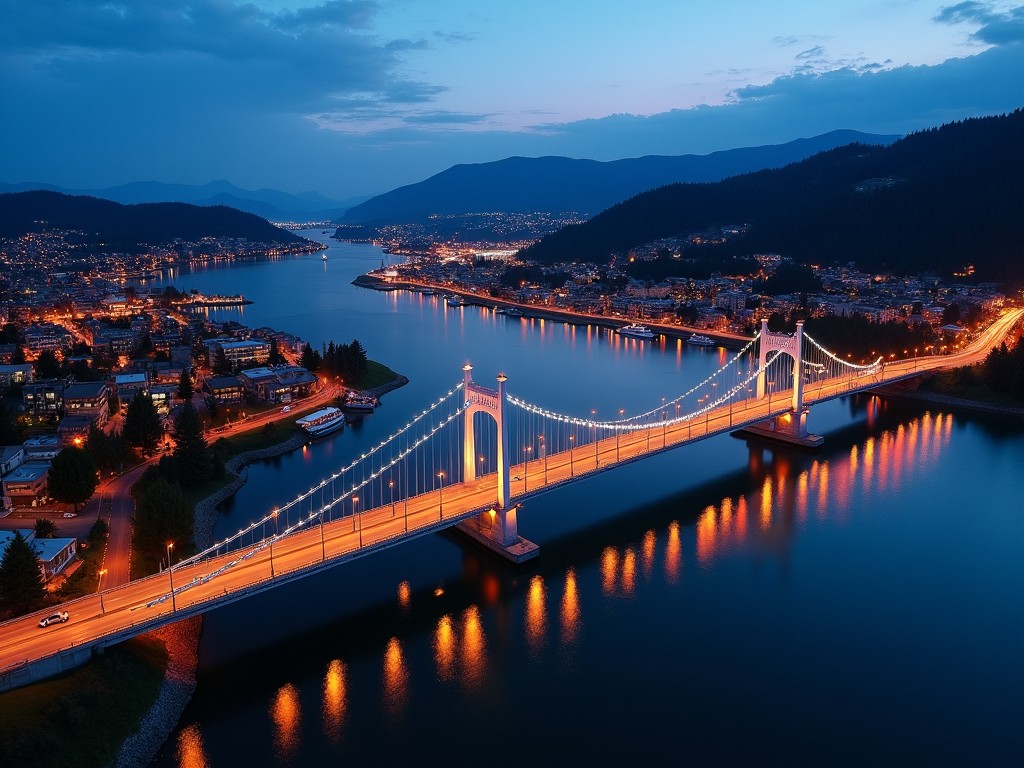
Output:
[[113, 375, 408, 767]]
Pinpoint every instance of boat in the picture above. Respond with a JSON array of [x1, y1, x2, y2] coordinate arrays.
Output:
[[617, 323, 656, 339], [445, 294, 466, 307], [420, 288, 437, 296], [503, 306, 523, 318], [687, 333, 715, 346], [321, 253, 328, 261], [343, 391, 379, 412], [295, 406, 345, 438]]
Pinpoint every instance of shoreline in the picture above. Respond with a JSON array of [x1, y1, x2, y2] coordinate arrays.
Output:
[[114, 373, 408, 768], [872, 384, 1024, 419], [351, 273, 751, 349]]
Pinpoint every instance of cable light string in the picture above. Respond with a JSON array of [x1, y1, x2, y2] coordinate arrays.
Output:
[[507, 349, 784, 433], [153, 401, 472, 606], [174, 380, 465, 571], [803, 331, 883, 371], [506, 331, 763, 429]]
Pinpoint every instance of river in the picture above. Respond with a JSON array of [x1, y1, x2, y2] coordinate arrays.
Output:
[[147, 231, 1023, 766]]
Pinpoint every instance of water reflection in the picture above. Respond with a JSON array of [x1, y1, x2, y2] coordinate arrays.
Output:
[[560, 568, 581, 645], [270, 683, 301, 761], [525, 575, 547, 653], [397, 580, 411, 611], [322, 659, 347, 744], [176, 723, 208, 768], [382, 637, 408, 714], [664, 521, 682, 583], [460, 605, 487, 689], [434, 614, 455, 682]]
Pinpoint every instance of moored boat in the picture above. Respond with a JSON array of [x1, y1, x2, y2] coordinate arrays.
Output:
[[617, 323, 656, 339], [295, 406, 345, 437], [343, 391, 379, 412], [687, 333, 715, 346]]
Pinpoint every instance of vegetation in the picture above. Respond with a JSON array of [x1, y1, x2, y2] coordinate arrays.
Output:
[[86, 423, 132, 475], [122, 390, 164, 455], [170, 402, 214, 489], [0, 531, 45, 618], [358, 359, 401, 390], [56, 519, 110, 600], [0, 190, 305, 250], [46, 447, 99, 512], [521, 110, 1024, 282], [33, 518, 58, 539], [177, 369, 194, 403], [131, 473, 195, 574], [0, 636, 168, 768]]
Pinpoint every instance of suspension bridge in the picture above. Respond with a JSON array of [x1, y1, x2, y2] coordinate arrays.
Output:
[[2, 308, 1021, 690]]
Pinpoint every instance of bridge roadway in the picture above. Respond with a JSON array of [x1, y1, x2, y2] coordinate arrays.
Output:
[[1, 308, 1020, 679]]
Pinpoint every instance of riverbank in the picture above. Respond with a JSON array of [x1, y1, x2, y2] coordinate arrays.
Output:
[[351, 273, 751, 349], [113, 372, 408, 768], [873, 383, 1024, 419]]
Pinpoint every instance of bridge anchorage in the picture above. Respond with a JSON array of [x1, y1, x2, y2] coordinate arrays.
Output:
[[455, 364, 540, 563], [740, 319, 824, 448]]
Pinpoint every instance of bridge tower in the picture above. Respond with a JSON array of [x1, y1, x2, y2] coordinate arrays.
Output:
[[457, 365, 539, 562], [749, 320, 823, 447]]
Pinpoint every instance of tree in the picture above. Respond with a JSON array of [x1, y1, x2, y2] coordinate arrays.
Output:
[[131, 476, 194, 573], [300, 342, 321, 371], [177, 369, 194, 403], [34, 350, 61, 379], [269, 338, 285, 365], [47, 447, 98, 512], [34, 519, 58, 539], [0, 531, 45, 617], [213, 348, 232, 375], [172, 402, 212, 488], [122, 390, 163, 455], [0, 401, 20, 445]]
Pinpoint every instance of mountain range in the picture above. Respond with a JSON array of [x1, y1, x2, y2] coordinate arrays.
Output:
[[0, 180, 359, 222], [521, 110, 1024, 282], [0, 191, 305, 248], [340, 130, 900, 224]]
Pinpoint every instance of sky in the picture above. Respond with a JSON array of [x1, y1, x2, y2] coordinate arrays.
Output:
[[1, 0, 1023, 202]]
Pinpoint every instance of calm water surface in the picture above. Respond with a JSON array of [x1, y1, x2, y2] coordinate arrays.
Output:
[[149, 232, 1024, 766]]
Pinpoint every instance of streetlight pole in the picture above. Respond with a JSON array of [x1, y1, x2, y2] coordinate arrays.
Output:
[[591, 410, 598, 467], [568, 434, 574, 477], [319, 507, 326, 561], [539, 435, 546, 484], [437, 472, 444, 520], [270, 510, 278, 577], [166, 542, 176, 611], [389, 479, 395, 517], [523, 446, 531, 491], [98, 568, 107, 615], [617, 409, 624, 461], [354, 496, 361, 546]]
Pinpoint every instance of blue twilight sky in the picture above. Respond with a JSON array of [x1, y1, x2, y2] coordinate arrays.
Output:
[[1, 0, 1023, 201]]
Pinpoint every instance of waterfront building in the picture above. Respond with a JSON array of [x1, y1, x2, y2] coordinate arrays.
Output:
[[203, 375, 246, 405]]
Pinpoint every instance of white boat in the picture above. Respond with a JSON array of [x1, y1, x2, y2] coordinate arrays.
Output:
[[343, 391, 379, 412], [687, 333, 715, 346], [445, 294, 466, 307], [617, 323, 656, 339], [503, 307, 523, 317], [295, 406, 345, 437], [321, 253, 328, 261]]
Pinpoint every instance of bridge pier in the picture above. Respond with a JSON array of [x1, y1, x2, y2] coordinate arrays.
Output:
[[739, 407, 823, 448], [743, 320, 824, 448], [457, 366, 539, 563]]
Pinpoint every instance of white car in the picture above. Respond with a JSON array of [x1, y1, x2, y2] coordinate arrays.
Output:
[[39, 611, 69, 628], [281, 405, 292, 413], [63, 512, 77, 518]]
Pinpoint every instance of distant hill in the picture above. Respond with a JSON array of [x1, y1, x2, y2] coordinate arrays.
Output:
[[340, 130, 899, 224], [520, 110, 1024, 282], [0, 180, 359, 221], [0, 191, 306, 247]]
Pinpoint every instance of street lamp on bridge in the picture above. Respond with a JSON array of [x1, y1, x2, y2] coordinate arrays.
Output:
[[437, 472, 445, 520], [353, 496, 362, 546], [98, 568, 107, 615], [389, 479, 395, 517], [270, 510, 279, 577], [617, 409, 624, 461], [568, 434, 575, 477], [166, 542, 176, 612], [523, 446, 531, 490]]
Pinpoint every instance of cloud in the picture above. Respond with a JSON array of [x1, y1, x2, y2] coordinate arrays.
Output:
[[796, 46, 827, 59], [0, 0, 431, 112], [935, 1, 1024, 44]]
